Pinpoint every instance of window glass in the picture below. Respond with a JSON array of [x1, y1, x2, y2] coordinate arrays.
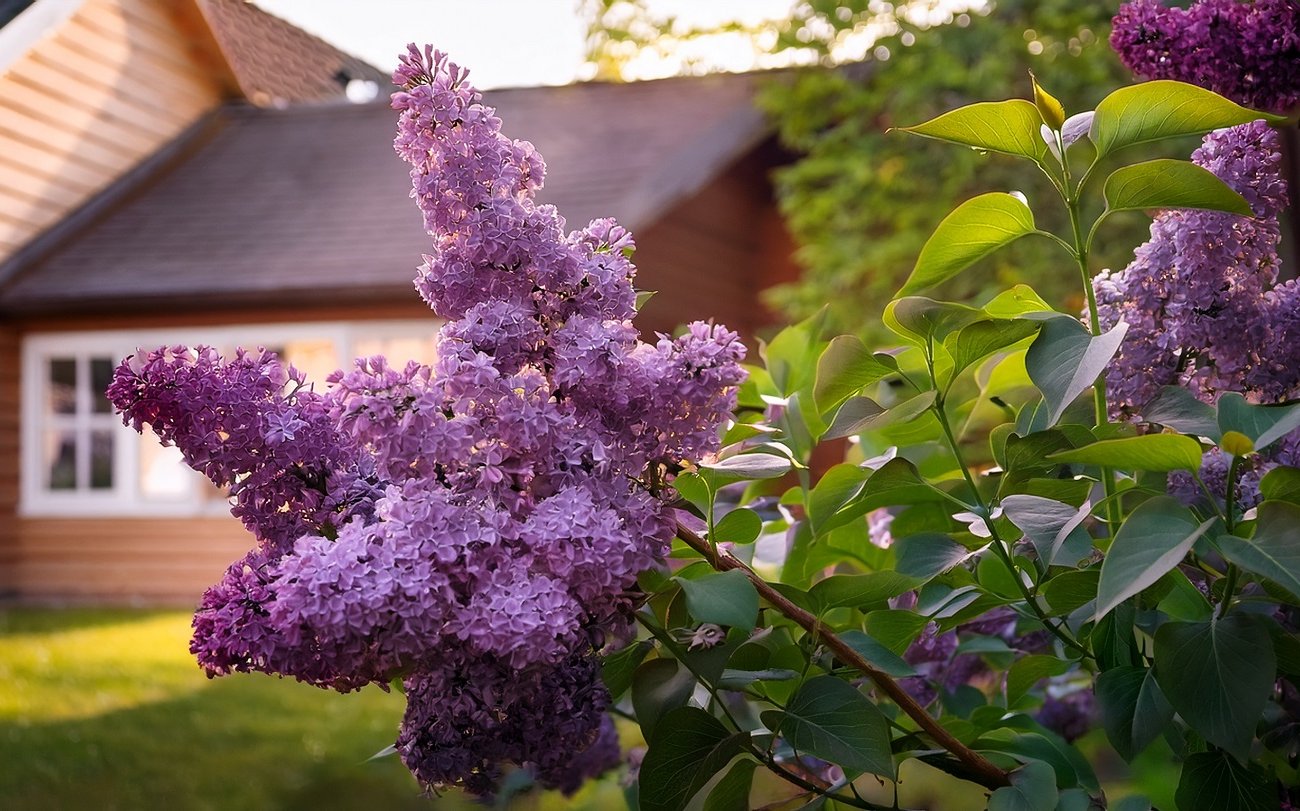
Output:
[[48, 358, 76, 415], [89, 431, 114, 489], [90, 358, 114, 414], [45, 430, 76, 490]]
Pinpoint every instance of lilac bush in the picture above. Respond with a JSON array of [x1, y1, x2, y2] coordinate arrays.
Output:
[[109, 45, 744, 794]]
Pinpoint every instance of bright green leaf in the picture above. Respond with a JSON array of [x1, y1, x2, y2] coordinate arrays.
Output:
[[1026, 317, 1127, 427], [713, 508, 763, 545], [676, 571, 759, 630], [1103, 160, 1252, 217], [760, 676, 894, 778], [944, 318, 1042, 379], [900, 193, 1038, 296], [885, 296, 983, 344], [815, 335, 894, 411], [899, 99, 1049, 161], [1048, 434, 1204, 472], [1260, 466, 1300, 505], [760, 308, 828, 396], [1096, 496, 1214, 620], [1031, 73, 1066, 130], [1090, 80, 1282, 157], [1155, 614, 1275, 761]]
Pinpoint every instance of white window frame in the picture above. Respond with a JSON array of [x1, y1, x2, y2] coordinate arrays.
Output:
[[20, 320, 438, 517]]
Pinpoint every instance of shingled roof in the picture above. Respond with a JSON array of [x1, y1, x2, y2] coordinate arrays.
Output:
[[0, 70, 770, 314]]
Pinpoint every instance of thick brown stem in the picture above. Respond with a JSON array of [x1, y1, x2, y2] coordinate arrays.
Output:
[[675, 521, 1011, 790]]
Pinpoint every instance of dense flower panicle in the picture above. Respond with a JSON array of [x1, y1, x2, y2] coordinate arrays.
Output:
[[110, 44, 745, 794], [1111, 0, 1300, 114]]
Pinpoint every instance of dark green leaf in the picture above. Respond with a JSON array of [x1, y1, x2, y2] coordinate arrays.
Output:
[[944, 318, 1042, 379], [837, 630, 917, 677], [1090, 80, 1282, 157], [894, 532, 976, 581], [713, 508, 763, 545], [1261, 466, 1300, 505], [1096, 496, 1214, 620], [1140, 386, 1220, 439], [1026, 317, 1127, 427], [900, 193, 1038, 295], [639, 707, 746, 811], [814, 335, 894, 411], [1041, 570, 1100, 615], [988, 760, 1059, 811], [1216, 392, 1300, 452], [1095, 666, 1173, 761], [1103, 160, 1252, 216], [760, 676, 894, 777], [1154, 614, 1276, 760], [808, 572, 919, 610], [807, 464, 869, 533], [899, 99, 1049, 161], [716, 668, 799, 689], [822, 458, 947, 534], [632, 659, 697, 741], [1173, 750, 1276, 811], [701, 758, 757, 811], [603, 640, 652, 699], [864, 610, 930, 655], [1007, 655, 1072, 705], [1048, 434, 1204, 473], [1217, 501, 1300, 600], [1091, 601, 1138, 671], [676, 571, 759, 630]]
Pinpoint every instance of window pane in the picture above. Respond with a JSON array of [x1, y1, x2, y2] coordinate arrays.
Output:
[[90, 431, 114, 489], [45, 430, 77, 490], [48, 358, 76, 415], [91, 358, 114, 414], [282, 339, 338, 385]]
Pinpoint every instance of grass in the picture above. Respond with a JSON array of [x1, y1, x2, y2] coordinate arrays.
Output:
[[0, 609, 626, 811]]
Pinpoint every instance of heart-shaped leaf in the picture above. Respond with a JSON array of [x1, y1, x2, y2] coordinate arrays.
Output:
[[760, 676, 893, 778], [1026, 316, 1127, 427], [1095, 496, 1215, 620]]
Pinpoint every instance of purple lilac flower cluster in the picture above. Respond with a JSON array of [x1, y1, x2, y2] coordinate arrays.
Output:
[[1094, 120, 1300, 499], [1111, 0, 1300, 115], [109, 45, 745, 795]]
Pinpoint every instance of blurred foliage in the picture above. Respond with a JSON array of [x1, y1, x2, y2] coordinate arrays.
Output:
[[582, 1, 1149, 338]]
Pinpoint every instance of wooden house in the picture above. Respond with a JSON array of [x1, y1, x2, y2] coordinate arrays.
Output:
[[0, 0, 798, 604]]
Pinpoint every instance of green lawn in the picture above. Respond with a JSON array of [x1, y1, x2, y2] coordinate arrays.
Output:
[[0, 609, 626, 811]]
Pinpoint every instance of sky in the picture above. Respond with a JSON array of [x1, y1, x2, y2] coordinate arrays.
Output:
[[251, 0, 799, 89]]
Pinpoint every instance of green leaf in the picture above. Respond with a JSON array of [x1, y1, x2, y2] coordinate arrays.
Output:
[[1140, 386, 1219, 439], [1095, 496, 1215, 620], [760, 676, 894, 778], [635, 290, 657, 311], [898, 99, 1049, 161], [900, 193, 1037, 295], [716, 668, 799, 690], [632, 659, 697, 741], [1001, 494, 1091, 566], [820, 458, 947, 534], [1154, 614, 1276, 760], [944, 318, 1042, 379], [676, 571, 759, 630], [1095, 666, 1173, 761], [713, 508, 763, 545], [1103, 160, 1252, 217], [1090, 80, 1282, 157], [1026, 317, 1128, 427], [1007, 655, 1071, 705], [638, 707, 745, 811], [1174, 750, 1277, 811], [1031, 74, 1066, 130], [1217, 501, 1300, 600], [700, 452, 791, 482], [885, 296, 983, 344], [807, 464, 869, 533], [864, 610, 930, 655], [1260, 466, 1300, 505], [823, 397, 886, 440], [1216, 392, 1300, 452], [988, 760, 1059, 811], [760, 309, 828, 396], [983, 284, 1055, 319], [701, 758, 757, 811], [1048, 434, 1204, 473], [1041, 569, 1099, 615], [837, 630, 917, 677], [808, 572, 918, 610], [894, 532, 977, 581], [603, 640, 652, 699], [814, 335, 893, 411]]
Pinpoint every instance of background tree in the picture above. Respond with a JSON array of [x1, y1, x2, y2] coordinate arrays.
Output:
[[583, 0, 1140, 336]]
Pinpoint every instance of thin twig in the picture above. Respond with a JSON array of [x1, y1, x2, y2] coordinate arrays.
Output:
[[675, 522, 1012, 790]]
